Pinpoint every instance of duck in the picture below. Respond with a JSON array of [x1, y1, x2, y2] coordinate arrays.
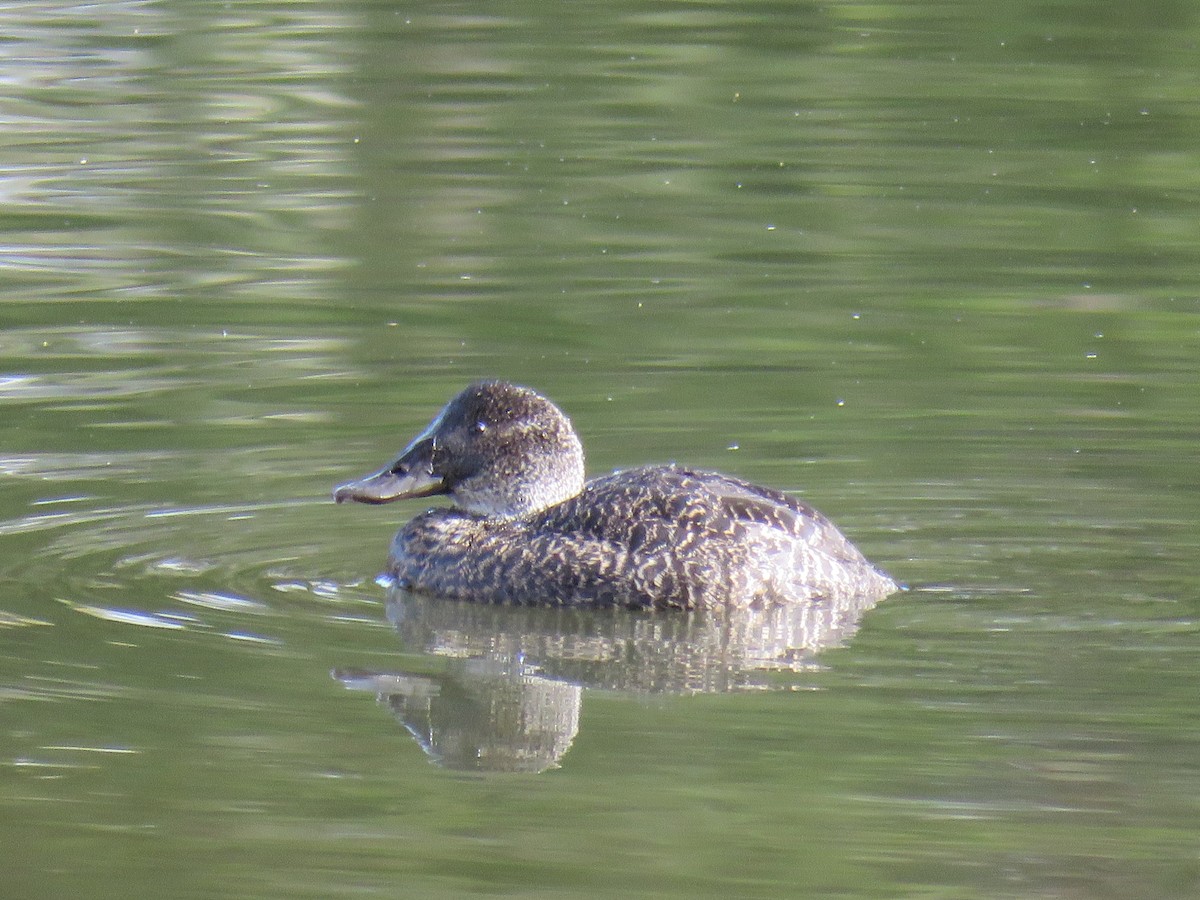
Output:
[[333, 381, 898, 610]]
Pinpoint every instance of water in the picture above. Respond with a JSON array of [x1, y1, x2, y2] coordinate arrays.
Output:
[[3, 1, 1200, 897]]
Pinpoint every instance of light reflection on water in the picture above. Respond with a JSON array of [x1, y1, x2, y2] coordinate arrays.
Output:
[[335, 583, 886, 773]]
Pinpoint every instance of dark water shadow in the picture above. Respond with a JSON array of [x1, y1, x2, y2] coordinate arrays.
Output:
[[333, 585, 884, 773]]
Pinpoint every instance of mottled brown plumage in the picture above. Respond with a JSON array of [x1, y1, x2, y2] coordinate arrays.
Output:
[[335, 381, 897, 610]]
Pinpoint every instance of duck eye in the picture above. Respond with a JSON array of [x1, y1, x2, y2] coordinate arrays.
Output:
[[474, 420, 488, 432]]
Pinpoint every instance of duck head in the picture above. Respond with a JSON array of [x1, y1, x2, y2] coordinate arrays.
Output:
[[333, 381, 586, 518]]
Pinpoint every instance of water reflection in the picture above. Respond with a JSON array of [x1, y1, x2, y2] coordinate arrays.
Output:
[[335, 585, 883, 772]]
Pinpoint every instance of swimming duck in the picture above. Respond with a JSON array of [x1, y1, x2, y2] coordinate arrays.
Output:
[[334, 381, 897, 610]]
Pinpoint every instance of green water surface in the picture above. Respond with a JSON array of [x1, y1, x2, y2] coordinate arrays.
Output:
[[3, 1, 1199, 897]]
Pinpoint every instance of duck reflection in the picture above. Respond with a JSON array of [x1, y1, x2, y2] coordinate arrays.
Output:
[[333, 584, 883, 773]]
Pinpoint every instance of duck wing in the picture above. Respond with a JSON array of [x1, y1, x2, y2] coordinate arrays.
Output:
[[537, 465, 864, 563], [699, 472, 872, 565]]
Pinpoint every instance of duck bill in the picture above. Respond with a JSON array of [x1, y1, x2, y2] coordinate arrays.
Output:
[[333, 467, 445, 504], [333, 438, 446, 505]]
